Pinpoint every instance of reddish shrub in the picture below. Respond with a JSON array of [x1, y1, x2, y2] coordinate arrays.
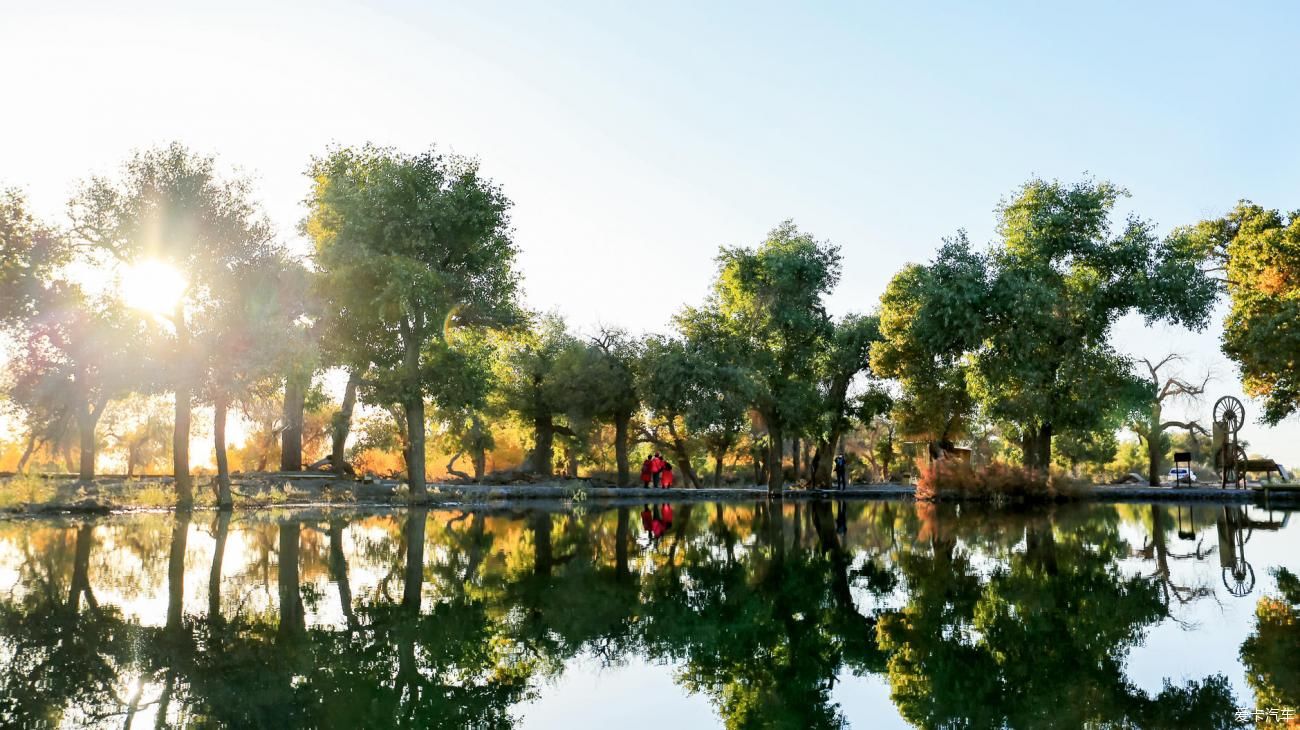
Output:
[[916, 460, 1075, 502]]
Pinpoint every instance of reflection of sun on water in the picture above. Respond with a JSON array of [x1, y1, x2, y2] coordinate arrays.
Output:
[[120, 259, 187, 316]]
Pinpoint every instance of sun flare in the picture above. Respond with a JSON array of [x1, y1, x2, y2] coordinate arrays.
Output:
[[120, 259, 187, 316]]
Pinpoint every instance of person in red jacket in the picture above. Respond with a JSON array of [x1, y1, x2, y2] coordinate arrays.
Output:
[[661, 462, 675, 489], [649, 452, 665, 487], [640, 457, 653, 487], [661, 503, 674, 527]]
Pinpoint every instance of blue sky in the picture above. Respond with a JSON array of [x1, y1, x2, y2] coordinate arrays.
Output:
[[3, 1, 1298, 463]]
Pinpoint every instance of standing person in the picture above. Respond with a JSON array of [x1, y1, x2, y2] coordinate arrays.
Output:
[[650, 452, 665, 488], [834, 454, 848, 491], [640, 456, 653, 488], [661, 462, 675, 489]]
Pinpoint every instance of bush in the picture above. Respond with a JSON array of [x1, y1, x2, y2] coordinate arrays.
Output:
[[0, 475, 57, 508], [916, 460, 1082, 502]]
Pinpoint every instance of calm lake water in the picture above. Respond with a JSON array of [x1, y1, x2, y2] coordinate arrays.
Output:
[[1, 500, 1296, 729]]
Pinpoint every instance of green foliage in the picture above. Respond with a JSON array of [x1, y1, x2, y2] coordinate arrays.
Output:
[[879, 512, 1239, 728], [1240, 568, 1300, 719], [0, 188, 69, 329], [679, 221, 840, 490], [874, 178, 1216, 469], [1106, 438, 1148, 480], [0, 188, 146, 478], [306, 144, 521, 490], [0, 501, 1249, 728], [69, 142, 280, 392], [705, 221, 837, 426], [100, 394, 173, 476], [814, 314, 883, 437], [1053, 428, 1119, 476], [306, 144, 519, 402], [1205, 203, 1300, 424], [871, 258, 975, 444], [66, 143, 280, 494], [558, 328, 640, 426], [637, 334, 749, 478], [493, 314, 583, 473]]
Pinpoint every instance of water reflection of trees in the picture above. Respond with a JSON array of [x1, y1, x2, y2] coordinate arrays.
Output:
[[1240, 568, 1300, 726], [881, 504, 1238, 729], [0, 502, 1250, 728]]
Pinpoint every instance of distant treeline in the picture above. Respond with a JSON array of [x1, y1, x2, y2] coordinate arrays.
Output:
[[1, 143, 1294, 504]]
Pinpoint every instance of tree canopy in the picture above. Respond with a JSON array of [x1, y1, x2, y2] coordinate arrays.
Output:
[[68, 143, 279, 505], [1196, 202, 1300, 425], [682, 221, 840, 493], [873, 179, 1215, 469], [305, 144, 521, 496]]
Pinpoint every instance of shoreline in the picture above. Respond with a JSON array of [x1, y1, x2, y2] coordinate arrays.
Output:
[[4, 475, 1298, 517]]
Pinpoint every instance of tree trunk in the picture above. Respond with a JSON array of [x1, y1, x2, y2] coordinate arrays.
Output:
[[532, 415, 554, 475], [76, 402, 100, 483], [615, 507, 630, 580], [167, 513, 189, 634], [531, 511, 553, 577], [813, 437, 833, 487], [472, 444, 486, 480], [614, 412, 630, 486], [173, 382, 193, 509], [208, 510, 230, 622], [127, 442, 139, 478], [1038, 423, 1053, 473], [1145, 410, 1163, 487], [663, 419, 700, 487], [445, 452, 471, 480], [329, 519, 357, 630], [278, 522, 304, 639], [713, 450, 725, 487], [403, 509, 427, 611], [1021, 427, 1040, 471], [1147, 435, 1162, 487], [767, 420, 784, 495], [792, 437, 801, 483], [1024, 524, 1059, 575], [330, 371, 360, 475], [214, 394, 232, 508], [405, 397, 427, 497], [173, 309, 194, 508], [68, 523, 94, 611], [666, 442, 698, 487], [16, 431, 36, 475], [280, 371, 307, 472]]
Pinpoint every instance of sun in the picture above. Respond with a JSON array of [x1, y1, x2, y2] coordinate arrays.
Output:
[[120, 259, 187, 316]]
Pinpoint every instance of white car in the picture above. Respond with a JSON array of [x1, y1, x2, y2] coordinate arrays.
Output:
[[1167, 467, 1197, 484]]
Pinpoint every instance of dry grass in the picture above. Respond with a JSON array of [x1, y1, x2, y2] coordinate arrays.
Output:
[[916, 461, 1084, 502], [0, 475, 59, 509]]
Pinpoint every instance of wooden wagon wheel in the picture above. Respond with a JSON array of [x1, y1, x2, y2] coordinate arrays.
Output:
[[1223, 562, 1256, 597], [1226, 444, 1249, 488], [1213, 396, 1246, 434]]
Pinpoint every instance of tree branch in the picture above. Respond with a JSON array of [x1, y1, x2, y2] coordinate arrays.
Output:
[[1160, 420, 1209, 436]]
